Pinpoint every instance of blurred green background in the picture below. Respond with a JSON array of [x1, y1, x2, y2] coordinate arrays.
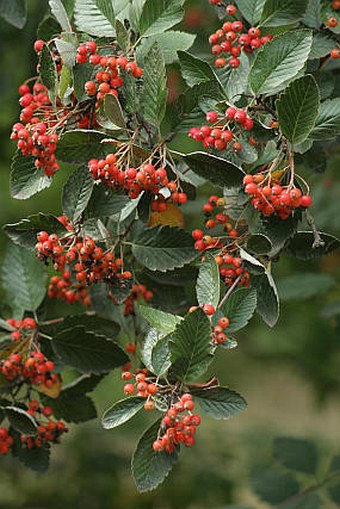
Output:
[[0, 1, 339, 508]]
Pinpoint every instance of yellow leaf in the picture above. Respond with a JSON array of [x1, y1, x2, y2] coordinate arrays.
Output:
[[149, 203, 184, 228], [36, 374, 62, 399]]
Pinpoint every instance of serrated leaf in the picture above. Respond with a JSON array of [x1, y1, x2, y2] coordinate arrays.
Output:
[[139, 306, 182, 334], [178, 51, 217, 87], [309, 32, 335, 59], [3, 213, 66, 250], [141, 43, 167, 127], [2, 243, 47, 313], [132, 419, 179, 493], [141, 328, 166, 373], [170, 308, 212, 382], [252, 270, 279, 327], [74, 0, 115, 37], [303, 0, 321, 28], [192, 387, 247, 420], [62, 166, 94, 222], [52, 326, 128, 374], [102, 397, 145, 429], [247, 234, 272, 255], [131, 224, 196, 272], [183, 152, 244, 188], [10, 152, 52, 200], [115, 19, 129, 52], [37, 15, 61, 41], [39, 44, 58, 104], [139, 31, 196, 65], [56, 129, 110, 163], [196, 254, 220, 309], [284, 231, 340, 259], [261, 214, 299, 254], [49, 0, 72, 32], [0, 0, 27, 28], [151, 335, 171, 376], [215, 52, 250, 103], [55, 37, 77, 70], [139, 0, 185, 38], [12, 431, 50, 473], [87, 185, 129, 217], [260, 0, 309, 26], [249, 30, 313, 96], [235, 0, 266, 25], [252, 468, 300, 505], [273, 437, 318, 474], [277, 273, 335, 300], [4, 406, 37, 435], [42, 392, 96, 423], [220, 287, 257, 333], [277, 75, 320, 144], [103, 93, 126, 130], [309, 98, 340, 140], [45, 314, 120, 339]]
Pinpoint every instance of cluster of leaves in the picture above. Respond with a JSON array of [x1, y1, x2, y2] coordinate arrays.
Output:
[[1, 0, 340, 493]]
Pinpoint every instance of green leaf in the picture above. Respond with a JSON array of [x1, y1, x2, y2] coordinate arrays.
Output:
[[115, 19, 129, 52], [151, 336, 171, 376], [141, 328, 166, 373], [139, 306, 182, 334], [55, 36, 77, 69], [2, 243, 47, 313], [277, 273, 335, 300], [59, 65, 73, 102], [261, 214, 299, 254], [252, 270, 280, 327], [12, 434, 50, 473], [56, 129, 110, 163], [196, 254, 220, 309], [215, 52, 250, 103], [39, 44, 58, 104], [220, 288, 257, 333], [132, 419, 179, 493], [87, 185, 129, 217], [102, 93, 126, 130], [249, 30, 313, 96], [45, 314, 120, 339], [102, 397, 145, 429], [252, 468, 300, 505], [3, 213, 65, 250], [260, 0, 309, 26], [73, 0, 115, 37], [309, 98, 340, 140], [4, 406, 37, 435], [178, 51, 217, 87], [0, 0, 27, 29], [276, 75, 320, 144], [170, 308, 212, 382], [141, 43, 167, 127], [37, 15, 61, 41], [49, 0, 72, 32], [273, 437, 318, 474], [62, 166, 94, 222], [139, 0, 185, 38], [42, 393, 96, 423], [284, 231, 340, 259], [131, 224, 196, 272], [247, 234, 272, 255], [139, 31, 196, 65], [321, 1, 340, 34], [302, 0, 321, 28], [10, 152, 52, 200], [52, 326, 129, 374], [309, 32, 334, 59], [235, 0, 266, 25], [183, 152, 245, 188], [192, 387, 247, 420]]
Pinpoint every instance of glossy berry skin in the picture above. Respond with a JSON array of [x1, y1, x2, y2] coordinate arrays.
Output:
[[328, 17, 339, 28]]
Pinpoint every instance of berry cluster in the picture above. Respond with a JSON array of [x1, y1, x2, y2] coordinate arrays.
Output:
[[0, 428, 14, 455], [122, 369, 158, 410], [152, 394, 200, 453], [122, 284, 154, 315], [79, 41, 143, 103], [243, 174, 313, 219], [189, 304, 231, 344], [21, 400, 68, 449], [1, 351, 57, 388], [48, 273, 91, 307], [89, 155, 187, 206], [6, 317, 36, 341], [208, 4, 272, 69], [189, 108, 254, 153]]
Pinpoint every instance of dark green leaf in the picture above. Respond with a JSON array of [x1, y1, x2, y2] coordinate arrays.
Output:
[[252, 270, 280, 327], [151, 335, 171, 376], [220, 288, 257, 333], [10, 152, 52, 200], [115, 19, 129, 52], [131, 224, 196, 272], [3, 213, 65, 250], [141, 43, 167, 127], [132, 419, 179, 492], [4, 406, 37, 435], [309, 98, 340, 140], [284, 231, 340, 259], [183, 152, 244, 187], [73, 0, 115, 37], [138, 31, 196, 65], [87, 185, 129, 217], [12, 432, 50, 473], [62, 166, 94, 222], [56, 129, 110, 163], [196, 253, 220, 309], [260, 0, 309, 26], [178, 51, 217, 87], [251, 468, 300, 505], [276, 75, 320, 144], [235, 0, 265, 25], [102, 93, 126, 130], [39, 44, 58, 103], [192, 387, 247, 420], [249, 30, 313, 95], [52, 326, 129, 374], [0, 0, 27, 28], [37, 15, 61, 41], [139, 0, 185, 38], [273, 437, 318, 474], [309, 32, 335, 59], [45, 314, 120, 339], [2, 243, 47, 313], [41, 391, 97, 423], [215, 52, 250, 103], [102, 397, 145, 429], [302, 0, 321, 28], [246, 234, 272, 255], [170, 308, 212, 382], [139, 306, 182, 334], [261, 214, 299, 254]]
